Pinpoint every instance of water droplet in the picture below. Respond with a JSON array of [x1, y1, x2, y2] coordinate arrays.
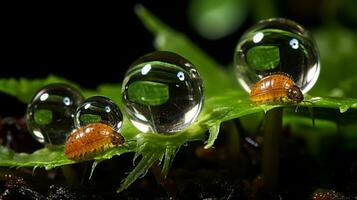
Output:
[[310, 97, 321, 101], [339, 105, 349, 113], [26, 84, 84, 145], [74, 96, 123, 132], [122, 51, 204, 134], [234, 18, 320, 94]]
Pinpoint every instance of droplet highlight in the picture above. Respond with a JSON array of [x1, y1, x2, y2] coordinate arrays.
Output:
[[26, 84, 84, 145]]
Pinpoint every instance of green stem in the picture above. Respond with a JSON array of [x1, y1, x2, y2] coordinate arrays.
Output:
[[117, 151, 162, 193], [262, 107, 282, 192], [223, 121, 240, 166], [61, 165, 79, 186], [161, 146, 178, 178]]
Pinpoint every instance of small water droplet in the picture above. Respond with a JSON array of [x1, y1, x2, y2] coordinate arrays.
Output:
[[339, 105, 350, 113], [310, 97, 321, 102], [75, 96, 123, 132], [26, 84, 84, 145], [122, 51, 204, 134], [234, 18, 320, 94]]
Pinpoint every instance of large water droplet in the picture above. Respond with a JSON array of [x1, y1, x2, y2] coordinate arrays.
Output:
[[26, 84, 84, 145], [74, 96, 123, 132], [122, 51, 204, 134], [234, 18, 320, 94]]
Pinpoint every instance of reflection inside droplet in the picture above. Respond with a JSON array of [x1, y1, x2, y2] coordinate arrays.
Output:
[[289, 38, 299, 49], [26, 84, 84, 145], [74, 96, 123, 132], [63, 97, 71, 106], [253, 32, 264, 43], [122, 51, 204, 134], [177, 71, 185, 81]]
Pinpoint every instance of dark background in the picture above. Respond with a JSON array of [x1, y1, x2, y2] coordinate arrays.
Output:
[[0, 0, 340, 89]]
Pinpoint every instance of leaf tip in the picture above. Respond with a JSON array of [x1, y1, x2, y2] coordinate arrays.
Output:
[[339, 105, 350, 113], [134, 4, 145, 16], [116, 185, 126, 193], [204, 124, 221, 149]]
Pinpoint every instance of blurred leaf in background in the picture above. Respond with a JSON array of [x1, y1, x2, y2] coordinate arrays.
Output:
[[188, 0, 247, 39], [338, 0, 357, 25], [248, 0, 277, 21], [311, 25, 357, 98]]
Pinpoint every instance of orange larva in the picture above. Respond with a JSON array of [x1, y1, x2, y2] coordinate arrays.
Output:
[[65, 123, 124, 160], [250, 73, 303, 104]]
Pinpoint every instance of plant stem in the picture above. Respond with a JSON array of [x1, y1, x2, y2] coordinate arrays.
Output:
[[223, 121, 240, 166], [262, 107, 282, 192], [61, 165, 79, 186]]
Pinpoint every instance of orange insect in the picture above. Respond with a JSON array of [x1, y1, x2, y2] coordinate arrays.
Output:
[[250, 73, 303, 104], [65, 123, 124, 160]]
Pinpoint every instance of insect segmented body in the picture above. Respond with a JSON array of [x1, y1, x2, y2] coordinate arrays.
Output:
[[250, 73, 303, 104], [65, 123, 124, 160]]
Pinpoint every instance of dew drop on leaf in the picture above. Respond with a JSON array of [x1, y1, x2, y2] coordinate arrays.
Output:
[[122, 51, 204, 134], [65, 96, 124, 160], [234, 18, 320, 94], [74, 96, 123, 132], [26, 84, 84, 145]]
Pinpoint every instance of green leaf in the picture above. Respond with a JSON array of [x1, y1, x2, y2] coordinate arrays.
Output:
[[161, 146, 179, 178], [1, 6, 357, 194], [0, 75, 88, 103], [0, 145, 72, 169], [246, 45, 280, 70], [204, 123, 220, 149], [118, 149, 162, 192], [0, 142, 135, 170], [127, 80, 169, 106]]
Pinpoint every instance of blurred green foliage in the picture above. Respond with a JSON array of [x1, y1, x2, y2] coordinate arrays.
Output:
[[188, 0, 247, 39]]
